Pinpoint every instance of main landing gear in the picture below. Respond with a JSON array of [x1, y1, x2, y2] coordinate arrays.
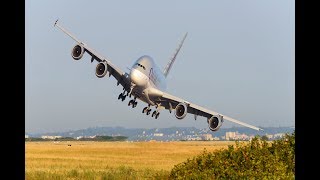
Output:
[[118, 89, 138, 108], [118, 92, 126, 101], [128, 97, 138, 108], [142, 106, 152, 115], [152, 110, 160, 119], [142, 105, 160, 119], [117, 88, 160, 119]]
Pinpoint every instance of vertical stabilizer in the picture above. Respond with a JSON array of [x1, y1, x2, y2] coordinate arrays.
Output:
[[163, 32, 188, 77]]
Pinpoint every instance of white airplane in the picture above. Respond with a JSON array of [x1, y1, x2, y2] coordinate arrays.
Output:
[[54, 19, 262, 132]]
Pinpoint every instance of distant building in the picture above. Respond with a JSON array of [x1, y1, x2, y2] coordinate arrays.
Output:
[[266, 134, 273, 139], [212, 137, 220, 141], [226, 132, 236, 140], [188, 137, 202, 141], [202, 134, 213, 140], [41, 135, 62, 139], [154, 133, 164, 137], [274, 133, 285, 139], [237, 133, 249, 140], [25, 135, 29, 139]]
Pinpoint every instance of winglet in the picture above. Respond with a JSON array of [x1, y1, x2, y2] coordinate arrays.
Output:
[[53, 19, 82, 44], [54, 19, 59, 27]]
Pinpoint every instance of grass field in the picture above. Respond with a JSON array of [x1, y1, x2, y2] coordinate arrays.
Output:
[[26, 141, 235, 179]]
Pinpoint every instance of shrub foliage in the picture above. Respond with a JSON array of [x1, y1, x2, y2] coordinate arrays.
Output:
[[170, 131, 295, 179]]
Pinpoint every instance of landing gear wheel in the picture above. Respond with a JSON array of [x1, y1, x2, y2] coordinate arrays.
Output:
[[142, 107, 148, 113], [152, 111, 157, 117], [121, 95, 126, 101], [130, 100, 137, 108], [118, 93, 122, 100], [146, 109, 151, 115], [155, 112, 160, 119]]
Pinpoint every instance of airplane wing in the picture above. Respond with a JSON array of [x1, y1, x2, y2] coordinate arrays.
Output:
[[157, 91, 263, 131], [54, 19, 131, 91]]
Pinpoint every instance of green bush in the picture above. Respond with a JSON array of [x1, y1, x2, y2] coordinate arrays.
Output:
[[170, 131, 295, 179]]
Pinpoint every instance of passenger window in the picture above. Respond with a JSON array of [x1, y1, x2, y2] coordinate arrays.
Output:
[[136, 63, 145, 70]]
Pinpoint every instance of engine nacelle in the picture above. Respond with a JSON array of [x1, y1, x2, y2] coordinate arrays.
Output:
[[95, 61, 108, 78], [71, 44, 85, 60], [175, 102, 188, 119], [207, 115, 223, 131]]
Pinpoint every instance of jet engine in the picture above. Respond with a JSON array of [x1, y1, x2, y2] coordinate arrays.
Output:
[[207, 115, 223, 131], [175, 102, 188, 119], [95, 61, 108, 78], [71, 44, 85, 60]]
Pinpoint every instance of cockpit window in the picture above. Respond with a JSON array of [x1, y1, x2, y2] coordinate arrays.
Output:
[[136, 63, 146, 70]]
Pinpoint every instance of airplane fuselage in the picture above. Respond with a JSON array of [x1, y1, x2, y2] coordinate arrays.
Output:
[[130, 55, 166, 106]]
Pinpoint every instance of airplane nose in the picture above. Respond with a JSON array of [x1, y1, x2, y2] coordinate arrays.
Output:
[[130, 68, 147, 87]]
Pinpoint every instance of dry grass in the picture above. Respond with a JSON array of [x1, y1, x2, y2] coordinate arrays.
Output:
[[26, 141, 235, 179]]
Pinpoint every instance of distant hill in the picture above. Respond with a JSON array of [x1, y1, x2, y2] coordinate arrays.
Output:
[[28, 126, 294, 141]]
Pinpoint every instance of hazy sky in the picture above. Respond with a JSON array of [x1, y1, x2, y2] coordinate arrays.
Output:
[[26, 1, 294, 134]]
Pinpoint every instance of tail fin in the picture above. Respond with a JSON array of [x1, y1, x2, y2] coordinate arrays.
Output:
[[163, 32, 188, 77]]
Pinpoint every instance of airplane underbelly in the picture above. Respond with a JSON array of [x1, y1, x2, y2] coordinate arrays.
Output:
[[135, 87, 164, 106]]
